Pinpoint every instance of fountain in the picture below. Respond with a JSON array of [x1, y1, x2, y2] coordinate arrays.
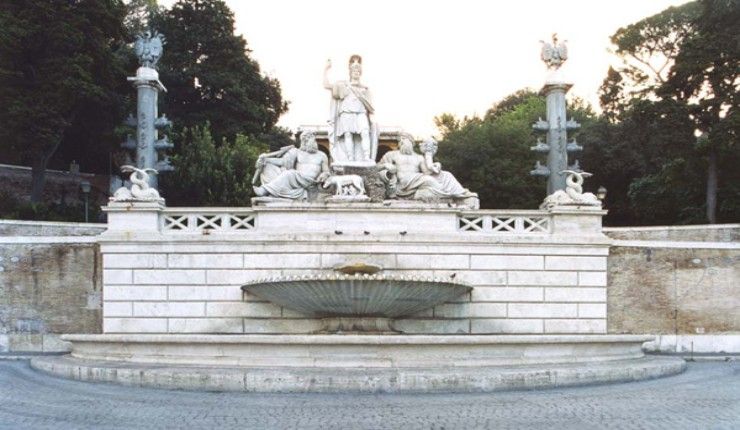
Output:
[[242, 263, 472, 333], [29, 47, 686, 394]]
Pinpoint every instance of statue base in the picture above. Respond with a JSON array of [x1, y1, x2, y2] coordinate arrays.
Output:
[[325, 195, 371, 203], [333, 165, 387, 202], [331, 160, 376, 168]]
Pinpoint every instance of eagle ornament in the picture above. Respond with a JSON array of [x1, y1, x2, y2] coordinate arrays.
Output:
[[540, 33, 568, 70]]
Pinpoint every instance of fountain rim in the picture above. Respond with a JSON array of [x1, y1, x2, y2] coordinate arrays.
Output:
[[240, 273, 473, 292]]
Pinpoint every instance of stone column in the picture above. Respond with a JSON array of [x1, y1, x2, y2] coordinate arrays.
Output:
[[127, 67, 166, 188], [544, 82, 570, 195]]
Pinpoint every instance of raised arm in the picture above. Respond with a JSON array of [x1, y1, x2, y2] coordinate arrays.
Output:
[[323, 59, 333, 90]]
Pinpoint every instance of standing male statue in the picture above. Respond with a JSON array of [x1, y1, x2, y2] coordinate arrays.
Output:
[[324, 55, 378, 165]]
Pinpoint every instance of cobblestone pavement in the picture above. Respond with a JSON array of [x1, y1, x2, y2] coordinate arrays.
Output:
[[0, 359, 737, 430]]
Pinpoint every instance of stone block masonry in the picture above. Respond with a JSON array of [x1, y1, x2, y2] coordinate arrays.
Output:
[[98, 204, 610, 335], [0, 221, 103, 353], [5, 218, 736, 352]]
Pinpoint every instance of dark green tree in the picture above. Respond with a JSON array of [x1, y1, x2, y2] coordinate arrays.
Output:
[[151, 0, 288, 142], [599, 0, 739, 224], [160, 124, 267, 206], [605, 1, 700, 106], [0, 0, 128, 202], [434, 90, 597, 210], [124, 0, 161, 37], [660, 0, 739, 223]]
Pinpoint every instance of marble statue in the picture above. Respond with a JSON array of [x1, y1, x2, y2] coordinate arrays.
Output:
[[378, 137, 476, 202], [540, 33, 568, 70], [541, 170, 600, 209], [134, 31, 165, 69], [321, 174, 366, 197], [253, 131, 330, 200], [324, 55, 378, 165], [111, 165, 163, 202]]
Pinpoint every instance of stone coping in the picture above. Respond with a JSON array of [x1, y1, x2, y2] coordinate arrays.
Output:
[[611, 240, 739, 249], [604, 223, 740, 232], [97, 232, 612, 245], [30, 355, 686, 393], [62, 334, 654, 345], [0, 219, 105, 228], [0, 236, 99, 244]]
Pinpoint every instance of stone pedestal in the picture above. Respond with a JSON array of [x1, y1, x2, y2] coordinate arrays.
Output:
[[333, 165, 387, 202]]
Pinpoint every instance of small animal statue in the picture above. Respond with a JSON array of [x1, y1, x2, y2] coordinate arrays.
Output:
[[322, 174, 366, 196], [111, 165, 162, 202], [562, 170, 590, 199], [540, 170, 600, 209]]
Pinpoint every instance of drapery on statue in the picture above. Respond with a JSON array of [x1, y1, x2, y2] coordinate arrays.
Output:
[[540, 33, 568, 70], [378, 136, 476, 202], [134, 31, 165, 69], [253, 131, 330, 200], [324, 55, 378, 164]]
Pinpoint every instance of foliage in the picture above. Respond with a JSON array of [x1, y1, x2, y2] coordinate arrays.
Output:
[[151, 0, 288, 142], [160, 124, 267, 206], [434, 91, 598, 210], [606, 2, 700, 105], [0, 190, 102, 222], [124, 0, 161, 37], [597, 0, 739, 224], [0, 0, 129, 201]]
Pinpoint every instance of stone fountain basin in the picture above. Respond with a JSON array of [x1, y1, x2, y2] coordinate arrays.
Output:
[[241, 274, 472, 319]]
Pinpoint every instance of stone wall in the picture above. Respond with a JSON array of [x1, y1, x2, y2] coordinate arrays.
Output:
[[0, 163, 109, 207], [99, 204, 610, 336], [101, 242, 609, 335], [0, 220, 107, 237], [605, 225, 739, 353], [0, 222, 102, 353], [604, 224, 739, 242], [3, 218, 738, 353], [607, 246, 738, 334]]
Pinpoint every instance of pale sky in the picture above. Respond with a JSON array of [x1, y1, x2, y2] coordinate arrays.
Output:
[[160, 0, 692, 138]]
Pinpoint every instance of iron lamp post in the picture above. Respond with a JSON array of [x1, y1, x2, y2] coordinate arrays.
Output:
[[80, 180, 91, 223]]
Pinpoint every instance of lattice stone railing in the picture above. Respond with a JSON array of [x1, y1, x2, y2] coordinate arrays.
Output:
[[162, 209, 256, 233], [158, 208, 551, 235], [457, 211, 551, 234]]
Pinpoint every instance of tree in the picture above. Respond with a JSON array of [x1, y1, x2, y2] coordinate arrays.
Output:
[[599, 0, 739, 224], [661, 0, 740, 223], [160, 124, 267, 206], [0, 0, 128, 202], [605, 1, 700, 106], [124, 0, 161, 37], [151, 0, 287, 142], [434, 91, 598, 210]]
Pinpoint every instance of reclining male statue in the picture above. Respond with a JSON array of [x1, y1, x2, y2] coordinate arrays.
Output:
[[253, 131, 330, 200]]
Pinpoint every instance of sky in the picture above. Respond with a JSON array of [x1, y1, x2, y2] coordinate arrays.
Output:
[[160, 0, 693, 138]]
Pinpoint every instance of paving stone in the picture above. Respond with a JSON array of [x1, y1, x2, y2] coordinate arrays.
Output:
[[0, 360, 736, 430]]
